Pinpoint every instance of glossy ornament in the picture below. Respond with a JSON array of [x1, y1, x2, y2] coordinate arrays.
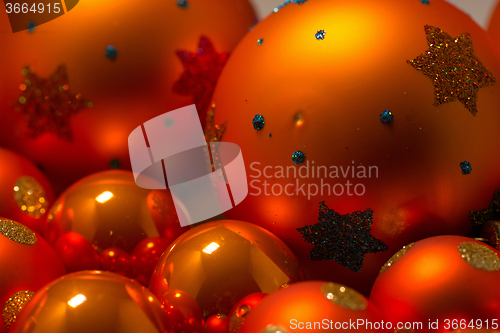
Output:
[[131, 237, 170, 285], [228, 293, 268, 333], [205, 314, 229, 333], [213, 0, 500, 294], [160, 289, 204, 333], [0, 148, 54, 234], [9, 271, 172, 333], [0, 0, 256, 192], [238, 281, 383, 333], [149, 220, 303, 318], [0, 219, 66, 333], [370, 236, 500, 333], [44, 170, 187, 281]]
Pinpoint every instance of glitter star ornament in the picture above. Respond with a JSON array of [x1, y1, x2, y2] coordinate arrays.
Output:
[[297, 202, 388, 272], [212, 0, 500, 295], [370, 236, 500, 331], [0, 0, 256, 192], [14, 65, 91, 141], [173, 36, 229, 120], [408, 25, 496, 116]]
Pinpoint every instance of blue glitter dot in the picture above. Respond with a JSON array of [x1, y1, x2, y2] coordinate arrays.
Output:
[[106, 45, 118, 59], [177, 0, 189, 9], [315, 30, 326, 40], [253, 114, 265, 131], [257, 38, 264, 45], [269, 133, 272, 137], [292, 151, 306, 164], [420, 0, 430, 4], [460, 161, 472, 175], [27, 21, 36, 33], [380, 110, 393, 124]]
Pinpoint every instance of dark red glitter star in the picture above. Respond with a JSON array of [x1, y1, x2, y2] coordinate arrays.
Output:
[[173, 36, 229, 117], [14, 65, 92, 141], [297, 201, 388, 272]]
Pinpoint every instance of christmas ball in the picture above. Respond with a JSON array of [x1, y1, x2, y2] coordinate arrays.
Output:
[[370, 236, 500, 332], [131, 237, 171, 286], [228, 292, 267, 333], [149, 220, 303, 318], [212, 0, 500, 294], [43, 170, 187, 282], [238, 281, 384, 333], [0, 0, 256, 192], [9, 271, 172, 333], [160, 289, 204, 333], [0, 147, 54, 234], [205, 315, 229, 333], [0, 219, 65, 333]]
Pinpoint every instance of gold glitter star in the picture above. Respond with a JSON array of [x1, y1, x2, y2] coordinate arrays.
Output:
[[14, 65, 93, 140], [408, 25, 496, 116]]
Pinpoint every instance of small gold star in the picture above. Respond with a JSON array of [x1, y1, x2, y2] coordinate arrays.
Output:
[[14, 65, 92, 140], [407, 25, 496, 116]]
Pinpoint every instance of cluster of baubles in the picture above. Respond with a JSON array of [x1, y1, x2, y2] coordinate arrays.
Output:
[[1, 0, 500, 332]]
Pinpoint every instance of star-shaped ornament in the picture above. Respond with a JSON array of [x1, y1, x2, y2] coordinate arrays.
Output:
[[173, 36, 229, 116], [14, 65, 92, 140], [297, 201, 388, 272], [407, 25, 496, 116]]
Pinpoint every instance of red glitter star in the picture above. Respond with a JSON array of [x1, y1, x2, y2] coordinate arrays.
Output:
[[173, 36, 229, 117], [14, 65, 92, 140]]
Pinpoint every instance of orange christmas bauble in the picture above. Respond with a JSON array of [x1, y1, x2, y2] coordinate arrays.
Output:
[[370, 236, 500, 333], [0, 147, 54, 234], [0, 0, 256, 193], [149, 220, 303, 318], [43, 170, 187, 282], [0, 219, 66, 333], [9, 271, 172, 333], [238, 281, 384, 333], [212, 0, 500, 294]]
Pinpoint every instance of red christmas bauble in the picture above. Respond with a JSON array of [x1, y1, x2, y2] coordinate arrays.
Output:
[[213, 0, 500, 295], [370, 236, 500, 333], [99, 247, 132, 278], [0, 218, 66, 333], [205, 314, 229, 333], [238, 281, 384, 333], [160, 289, 204, 333], [130, 237, 170, 285], [0, 147, 54, 234], [228, 293, 268, 333], [0, 0, 256, 193]]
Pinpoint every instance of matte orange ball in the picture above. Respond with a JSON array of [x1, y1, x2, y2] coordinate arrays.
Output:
[[0, 0, 256, 193], [370, 236, 500, 333], [0, 147, 54, 234], [213, 0, 500, 294], [0, 219, 66, 333], [238, 281, 384, 333]]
